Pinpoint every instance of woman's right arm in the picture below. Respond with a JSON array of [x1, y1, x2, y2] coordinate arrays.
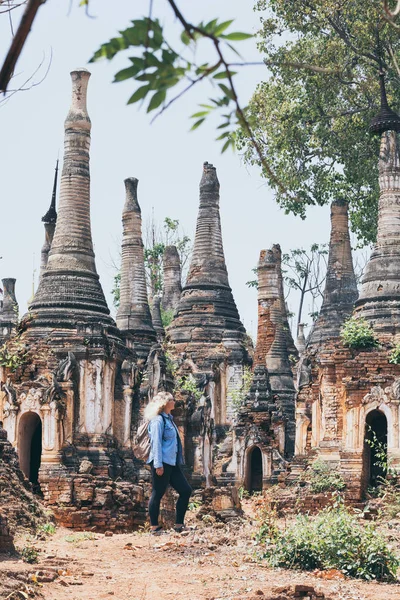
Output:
[[149, 417, 164, 472]]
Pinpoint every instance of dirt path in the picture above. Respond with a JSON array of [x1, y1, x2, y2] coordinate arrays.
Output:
[[3, 521, 399, 600]]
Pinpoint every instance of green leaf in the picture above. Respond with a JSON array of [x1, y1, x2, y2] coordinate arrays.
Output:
[[226, 42, 243, 59], [181, 29, 192, 45], [213, 70, 237, 80], [114, 66, 138, 82], [190, 118, 206, 131], [147, 90, 166, 112], [213, 19, 235, 37], [190, 111, 210, 118], [221, 138, 233, 153], [216, 131, 231, 140], [127, 85, 151, 104], [221, 32, 253, 41], [218, 83, 235, 100]]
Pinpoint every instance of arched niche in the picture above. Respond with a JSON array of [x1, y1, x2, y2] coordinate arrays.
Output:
[[18, 412, 42, 484], [364, 409, 388, 489], [245, 445, 263, 493]]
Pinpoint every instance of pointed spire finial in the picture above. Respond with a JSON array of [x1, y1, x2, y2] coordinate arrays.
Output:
[[42, 159, 59, 223], [370, 71, 400, 135]]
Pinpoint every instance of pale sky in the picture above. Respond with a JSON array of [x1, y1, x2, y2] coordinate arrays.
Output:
[[0, 1, 331, 340]]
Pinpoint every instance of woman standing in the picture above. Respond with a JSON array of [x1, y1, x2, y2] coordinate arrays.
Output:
[[145, 391, 192, 533]]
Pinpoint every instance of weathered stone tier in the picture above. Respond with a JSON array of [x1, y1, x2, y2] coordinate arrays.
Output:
[[355, 131, 400, 336], [28, 69, 113, 330], [256, 247, 296, 456], [309, 199, 358, 346], [168, 162, 247, 362], [161, 245, 182, 315], [116, 177, 156, 357]]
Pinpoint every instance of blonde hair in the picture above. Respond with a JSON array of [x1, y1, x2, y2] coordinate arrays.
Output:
[[144, 391, 174, 421]]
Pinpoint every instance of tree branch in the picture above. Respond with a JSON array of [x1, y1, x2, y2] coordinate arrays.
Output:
[[0, 0, 46, 94], [166, 0, 295, 199]]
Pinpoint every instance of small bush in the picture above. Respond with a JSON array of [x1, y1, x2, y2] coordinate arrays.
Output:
[[257, 503, 399, 581], [305, 459, 346, 493], [340, 317, 379, 349], [389, 343, 400, 365], [39, 522, 56, 535], [21, 546, 39, 564]]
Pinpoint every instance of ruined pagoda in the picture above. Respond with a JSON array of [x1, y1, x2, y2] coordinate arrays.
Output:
[[354, 73, 400, 336], [116, 177, 157, 359], [27, 68, 113, 331], [308, 199, 358, 346], [168, 162, 248, 366], [256, 246, 296, 455]]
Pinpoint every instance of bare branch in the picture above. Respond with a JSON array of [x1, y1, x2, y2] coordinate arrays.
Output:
[[0, 49, 52, 107], [0, 0, 46, 94], [384, 0, 400, 18]]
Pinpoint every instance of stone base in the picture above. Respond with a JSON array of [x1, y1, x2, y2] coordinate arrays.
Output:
[[40, 470, 146, 532], [0, 512, 15, 553]]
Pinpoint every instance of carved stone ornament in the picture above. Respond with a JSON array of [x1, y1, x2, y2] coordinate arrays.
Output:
[[361, 378, 400, 407], [3, 377, 18, 407], [56, 352, 77, 382], [20, 388, 44, 411]]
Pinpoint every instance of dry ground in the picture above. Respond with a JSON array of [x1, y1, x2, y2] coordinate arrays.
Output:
[[1, 506, 400, 600]]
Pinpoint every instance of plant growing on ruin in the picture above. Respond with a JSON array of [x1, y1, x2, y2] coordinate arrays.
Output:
[[340, 317, 379, 349], [0, 341, 27, 372], [175, 374, 203, 401], [21, 545, 38, 564], [389, 343, 400, 365], [160, 308, 174, 328], [300, 459, 346, 494], [230, 366, 253, 415], [257, 503, 399, 581]]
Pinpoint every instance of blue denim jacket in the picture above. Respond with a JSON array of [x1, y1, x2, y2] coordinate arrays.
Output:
[[147, 413, 184, 469]]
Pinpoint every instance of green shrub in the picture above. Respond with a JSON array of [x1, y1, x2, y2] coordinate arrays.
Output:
[[160, 308, 174, 328], [174, 374, 203, 401], [306, 459, 346, 493], [340, 317, 379, 349], [257, 503, 399, 581], [39, 522, 56, 535], [21, 546, 39, 564], [389, 343, 400, 365]]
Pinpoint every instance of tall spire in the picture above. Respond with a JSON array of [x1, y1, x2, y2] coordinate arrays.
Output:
[[274, 244, 298, 360], [151, 294, 165, 341], [354, 130, 400, 334], [168, 162, 246, 359], [161, 245, 182, 315], [28, 69, 113, 329], [309, 200, 358, 346], [39, 160, 59, 280], [257, 247, 296, 455], [116, 178, 156, 357]]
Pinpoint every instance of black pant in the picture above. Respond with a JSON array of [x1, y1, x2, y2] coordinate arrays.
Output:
[[148, 462, 192, 526]]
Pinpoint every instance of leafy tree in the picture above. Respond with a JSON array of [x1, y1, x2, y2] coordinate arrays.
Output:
[[144, 215, 191, 297], [238, 0, 400, 245]]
